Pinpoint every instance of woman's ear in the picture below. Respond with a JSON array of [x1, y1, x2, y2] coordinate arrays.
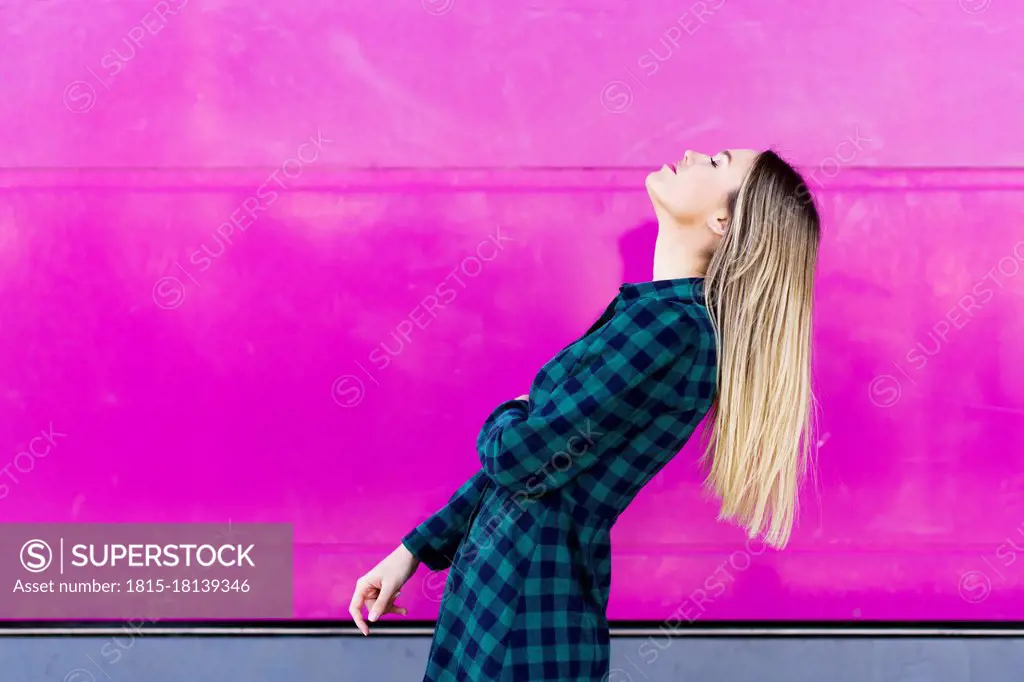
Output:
[[706, 209, 729, 237]]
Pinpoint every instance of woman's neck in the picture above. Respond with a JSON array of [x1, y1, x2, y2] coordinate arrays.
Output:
[[651, 225, 710, 281]]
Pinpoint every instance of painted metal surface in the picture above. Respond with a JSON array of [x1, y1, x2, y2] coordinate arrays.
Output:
[[0, 0, 1021, 620], [3, 636, 1019, 682]]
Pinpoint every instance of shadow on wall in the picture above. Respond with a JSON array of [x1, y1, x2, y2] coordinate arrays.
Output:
[[618, 220, 658, 285]]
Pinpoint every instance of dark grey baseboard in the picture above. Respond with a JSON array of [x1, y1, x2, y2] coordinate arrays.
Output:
[[2, 635, 1022, 682]]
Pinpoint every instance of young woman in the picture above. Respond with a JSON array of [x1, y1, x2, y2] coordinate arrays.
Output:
[[350, 148, 821, 681]]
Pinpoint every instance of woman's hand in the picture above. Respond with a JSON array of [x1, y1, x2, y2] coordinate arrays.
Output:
[[349, 542, 419, 635]]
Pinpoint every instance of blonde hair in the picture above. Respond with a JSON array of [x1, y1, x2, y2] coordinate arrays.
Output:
[[701, 149, 821, 549]]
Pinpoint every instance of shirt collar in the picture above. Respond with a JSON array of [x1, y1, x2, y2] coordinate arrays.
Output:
[[618, 276, 706, 305]]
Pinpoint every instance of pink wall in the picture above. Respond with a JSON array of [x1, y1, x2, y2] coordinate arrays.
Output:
[[1, 0, 1023, 621]]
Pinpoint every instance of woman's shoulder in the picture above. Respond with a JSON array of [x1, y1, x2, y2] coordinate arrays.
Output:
[[614, 295, 714, 348]]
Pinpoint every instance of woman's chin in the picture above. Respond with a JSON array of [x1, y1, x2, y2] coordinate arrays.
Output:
[[645, 163, 676, 191], [645, 171, 673, 204], [645, 190, 685, 226], [644, 170, 664, 196]]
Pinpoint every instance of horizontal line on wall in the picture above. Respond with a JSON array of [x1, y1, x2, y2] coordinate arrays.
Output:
[[289, 542, 1024, 555], [1, 167, 1024, 192], [4, 625, 1024, 637]]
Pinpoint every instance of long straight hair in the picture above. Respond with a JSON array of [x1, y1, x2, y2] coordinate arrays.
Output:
[[700, 150, 821, 549]]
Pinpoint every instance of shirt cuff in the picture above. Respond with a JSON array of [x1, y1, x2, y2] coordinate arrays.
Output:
[[481, 398, 530, 439], [485, 398, 530, 422], [400, 528, 450, 572]]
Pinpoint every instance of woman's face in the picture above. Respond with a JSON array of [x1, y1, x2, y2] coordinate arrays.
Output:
[[646, 148, 759, 229]]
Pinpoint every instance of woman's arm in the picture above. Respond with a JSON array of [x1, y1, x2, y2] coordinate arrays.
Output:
[[400, 468, 493, 571], [476, 297, 698, 494]]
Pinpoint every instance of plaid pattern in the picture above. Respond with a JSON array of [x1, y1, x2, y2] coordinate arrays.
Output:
[[402, 277, 718, 681]]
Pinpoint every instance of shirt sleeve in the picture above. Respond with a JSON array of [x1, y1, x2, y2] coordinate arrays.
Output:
[[476, 297, 696, 494], [400, 469, 492, 572]]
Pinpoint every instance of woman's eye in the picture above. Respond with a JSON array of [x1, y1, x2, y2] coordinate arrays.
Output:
[[710, 157, 719, 168]]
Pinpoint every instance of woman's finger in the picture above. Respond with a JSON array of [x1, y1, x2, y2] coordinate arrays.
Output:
[[369, 580, 398, 622], [371, 599, 406, 617], [349, 581, 371, 636]]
